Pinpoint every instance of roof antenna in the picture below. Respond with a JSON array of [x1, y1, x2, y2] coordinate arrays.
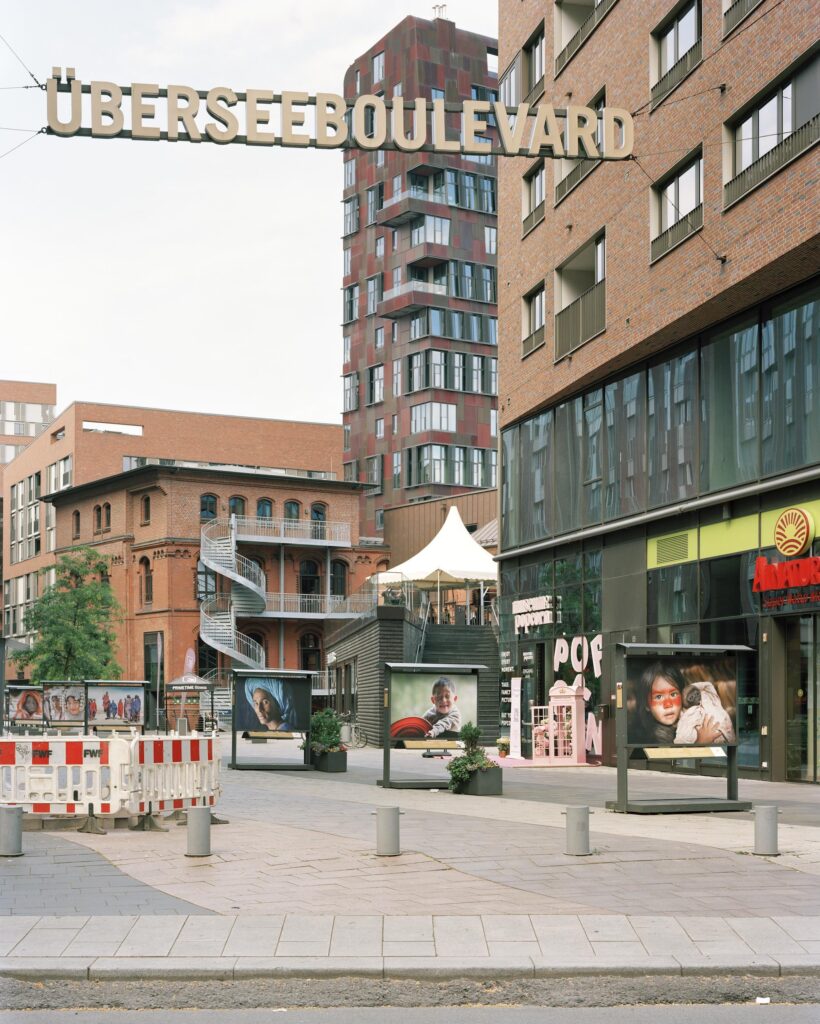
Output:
[[433, 4, 447, 19]]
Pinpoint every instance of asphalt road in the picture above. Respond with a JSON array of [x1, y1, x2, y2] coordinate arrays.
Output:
[[3, 1005, 820, 1023]]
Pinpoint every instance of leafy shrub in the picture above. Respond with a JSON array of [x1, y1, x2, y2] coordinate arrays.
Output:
[[308, 708, 345, 754], [446, 722, 497, 792]]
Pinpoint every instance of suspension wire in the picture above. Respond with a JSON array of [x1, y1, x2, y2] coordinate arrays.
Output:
[[0, 30, 43, 88], [0, 127, 44, 163]]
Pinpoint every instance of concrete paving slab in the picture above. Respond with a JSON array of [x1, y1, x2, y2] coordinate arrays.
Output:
[[727, 917, 807, 956], [169, 916, 234, 957], [482, 914, 536, 941], [329, 915, 382, 956], [279, 914, 334, 943], [63, 916, 138, 957], [222, 916, 285, 957], [116, 916, 185, 957], [383, 915, 432, 942], [0, 957, 93, 979], [0, 917, 38, 956], [382, 941, 437, 957]]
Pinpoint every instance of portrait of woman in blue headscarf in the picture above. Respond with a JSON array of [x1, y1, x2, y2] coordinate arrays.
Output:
[[243, 677, 297, 732]]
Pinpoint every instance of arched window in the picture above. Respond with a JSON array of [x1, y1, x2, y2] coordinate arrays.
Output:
[[71, 510, 80, 539], [310, 502, 327, 539], [139, 557, 153, 606], [300, 631, 322, 672], [299, 560, 320, 594], [246, 630, 266, 662], [93, 505, 102, 532], [330, 560, 348, 598], [140, 495, 151, 524], [103, 502, 111, 529], [284, 500, 300, 520], [257, 497, 273, 519], [200, 493, 217, 521], [228, 495, 246, 517]]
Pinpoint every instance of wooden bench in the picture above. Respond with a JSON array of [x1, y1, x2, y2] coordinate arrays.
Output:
[[400, 738, 463, 758]]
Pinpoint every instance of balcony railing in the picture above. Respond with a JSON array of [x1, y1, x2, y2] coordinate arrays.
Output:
[[555, 0, 619, 76], [233, 514, 351, 546], [260, 593, 376, 617], [724, 114, 820, 209], [522, 200, 545, 236], [651, 39, 702, 109], [723, 0, 764, 36], [555, 157, 601, 205], [555, 278, 606, 360], [650, 203, 703, 263], [524, 75, 545, 106], [522, 323, 545, 357], [381, 280, 447, 303]]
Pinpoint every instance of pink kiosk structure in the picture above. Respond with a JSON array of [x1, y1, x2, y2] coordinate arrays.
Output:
[[531, 682, 587, 765]]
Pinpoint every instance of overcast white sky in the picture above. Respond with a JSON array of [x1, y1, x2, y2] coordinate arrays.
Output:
[[1, 1, 497, 425]]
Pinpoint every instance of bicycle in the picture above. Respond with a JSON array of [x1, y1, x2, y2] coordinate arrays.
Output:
[[338, 710, 368, 748]]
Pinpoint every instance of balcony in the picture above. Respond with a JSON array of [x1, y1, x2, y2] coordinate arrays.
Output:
[[555, 278, 606, 360], [650, 203, 703, 263], [377, 280, 448, 318], [405, 241, 450, 269], [555, 0, 619, 76], [522, 324, 545, 357], [554, 157, 601, 205], [522, 200, 545, 237], [251, 592, 376, 619], [376, 191, 438, 227], [650, 39, 702, 110], [233, 514, 351, 547], [724, 114, 820, 209], [723, 0, 764, 36]]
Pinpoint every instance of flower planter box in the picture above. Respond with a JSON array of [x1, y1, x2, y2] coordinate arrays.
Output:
[[311, 750, 347, 773], [460, 765, 502, 796]]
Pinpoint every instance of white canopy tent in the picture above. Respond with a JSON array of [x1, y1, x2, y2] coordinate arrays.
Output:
[[373, 507, 497, 623]]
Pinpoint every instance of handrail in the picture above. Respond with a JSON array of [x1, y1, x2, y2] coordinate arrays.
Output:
[[233, 514, 351, 545], [555, 0, 619, 76], [415, 593, 431, 662], [723, 0, 764, 36], [650, 203, 703, 263], [200, 596, 264, 668], [554, 157, 600, 205], [382, 280, 448, 302], [650, 39, 702, 109], [724, 114, 819, 208], [555, 278, 606, 359]]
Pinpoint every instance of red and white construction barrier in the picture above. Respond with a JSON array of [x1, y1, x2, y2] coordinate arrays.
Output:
[[131, 735, 220, 813], [0, 736, 132, 815]]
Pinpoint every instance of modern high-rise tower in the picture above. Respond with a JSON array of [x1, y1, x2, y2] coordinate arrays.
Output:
[[341, 15, 500, 539]]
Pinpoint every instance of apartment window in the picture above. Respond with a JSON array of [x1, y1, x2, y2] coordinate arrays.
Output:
[[343, 158, 355, 188], [410, 215, 450, 247], [94, 504, 102, 532], [229, 495, 246, 517], [726, 58, 819, 206], [257, 498, 273, 518], [343, 424, 351, 451], [525, 29, 546, 100], [200, 493, 217, 520], [523, 161, 545, 234], [392, 451, 402, 487], [375, 418, 384, 439], [408, 352, 425, 392], [72, 509, 80, 539], [392, 267, 401, 291], [103, 502, 111, 529], [344, 462, 357, 488], [431, 350, 446, 388], [555, 233, 606, 359], [391, 229, 399, 252], [375, 509, 385, 531], [499, 55, 519, 115], [284, 500, 300, 519], [343, 335, 351, 365], [392, 414, 398, 434], [523, 284, 546, 356], [391, 321, 398, 344], [372, 51, 384, 83], [410, 402, 457, 433], [375, 149, 384, 167], [366, 455, 383, 492], [140, 494, 151, 524], [375, 236, 384, 259], [375, 326, 384, 349], [366, 184, 383, 224], [555, 0, 619, 76], [484, 226, 497, 254], [343, 247, 351, 277], [343, 283, 359, 323], [366, 275, 382, 315], [652, 152, 703, 261], [491, 408, 498, 438], [652, 1, 701, 108], [354, 70, 360, 92], [343, 372, 359, 412], [392, 173, 402, 197], [392, 359, 402, 396], [343, 195, 359, 235], [367, 364, 384, 405]]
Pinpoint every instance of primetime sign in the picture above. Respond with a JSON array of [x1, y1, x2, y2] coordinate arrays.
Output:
[[46, 68, 634, 160]]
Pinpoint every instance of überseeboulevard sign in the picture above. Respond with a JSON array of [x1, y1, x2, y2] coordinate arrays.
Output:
[[46, 67, 634, 160]]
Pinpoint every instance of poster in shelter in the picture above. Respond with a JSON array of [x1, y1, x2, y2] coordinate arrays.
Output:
[[390, 669, 478, 740], [5, 685, 44, 724], [87, 685, 145, 726], [235, 675, 312, 733]]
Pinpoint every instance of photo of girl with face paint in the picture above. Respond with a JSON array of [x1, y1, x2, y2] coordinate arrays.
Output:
[[629, 660, 735, 746]]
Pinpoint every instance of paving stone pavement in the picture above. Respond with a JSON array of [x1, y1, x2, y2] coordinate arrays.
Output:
[[3, 742, 820, 979]]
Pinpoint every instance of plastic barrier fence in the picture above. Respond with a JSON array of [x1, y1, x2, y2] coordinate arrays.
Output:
[[131, 735, 220, 813], [0, 736, 132, 814]]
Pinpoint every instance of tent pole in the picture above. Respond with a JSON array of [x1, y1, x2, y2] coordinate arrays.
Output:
[[437, 572, 441, 624]]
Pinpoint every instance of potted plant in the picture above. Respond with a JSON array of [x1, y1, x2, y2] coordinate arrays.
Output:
[[308, 708, 348, 772], [446, 722, 502, 796], [496, 736, 510, 758]]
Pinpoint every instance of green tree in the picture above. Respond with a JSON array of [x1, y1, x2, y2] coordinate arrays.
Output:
[[12, 548, 123, 681]]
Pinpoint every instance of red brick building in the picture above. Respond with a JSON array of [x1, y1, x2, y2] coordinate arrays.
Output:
[[3, 403, 386, 716], [342, 15, 500, 537], [496, 0, 819, 779]]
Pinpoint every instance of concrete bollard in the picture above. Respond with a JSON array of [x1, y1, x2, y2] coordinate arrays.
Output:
[[376, 806, 400, 856], [0, 806, 23, 858], [177, 717, 189, 736], [754, 804, 779, 856], [186, 806, 212, 857], [565, 805, 591, 856]]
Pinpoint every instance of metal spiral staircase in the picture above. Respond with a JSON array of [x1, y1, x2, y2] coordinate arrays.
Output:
[[199, 516, 266, 668]]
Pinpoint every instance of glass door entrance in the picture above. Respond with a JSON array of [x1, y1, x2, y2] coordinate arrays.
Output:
[[785, 615, 820, 782]]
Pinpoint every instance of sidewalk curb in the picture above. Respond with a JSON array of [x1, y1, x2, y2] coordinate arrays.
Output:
[[2, 955, 820, 982]]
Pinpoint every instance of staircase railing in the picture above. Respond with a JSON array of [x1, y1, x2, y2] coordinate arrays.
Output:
[[415, 593, 431, 663]]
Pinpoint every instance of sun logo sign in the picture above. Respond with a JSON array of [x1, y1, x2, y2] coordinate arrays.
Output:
[[774, 507, 815, 557]]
